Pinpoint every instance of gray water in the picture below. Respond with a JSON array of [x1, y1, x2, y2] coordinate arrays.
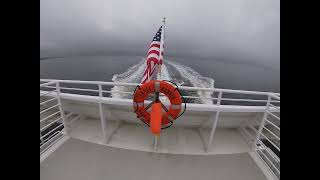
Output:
[[40, 55, 279, 92]]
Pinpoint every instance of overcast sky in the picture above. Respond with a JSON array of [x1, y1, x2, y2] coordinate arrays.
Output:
[[40, 0, 279, 69]]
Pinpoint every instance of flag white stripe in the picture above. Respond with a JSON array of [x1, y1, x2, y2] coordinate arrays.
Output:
[[149, 41, 161, 47], [147, 53, 159, 60], [148, 47, 160, 53]]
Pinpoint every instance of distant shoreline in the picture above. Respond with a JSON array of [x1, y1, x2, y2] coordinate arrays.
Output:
[[40, 57, 61, 61]]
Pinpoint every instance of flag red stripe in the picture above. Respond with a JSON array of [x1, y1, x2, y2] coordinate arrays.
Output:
[[147, 57, 159, 63], [149, 44, 160, 49], [147, 50, 160, 56]]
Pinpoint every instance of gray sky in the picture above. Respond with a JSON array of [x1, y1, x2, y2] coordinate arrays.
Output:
[[40, 0, 280, 69]]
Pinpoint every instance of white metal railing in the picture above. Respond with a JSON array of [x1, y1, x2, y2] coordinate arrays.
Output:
[[40, 79, 280, 106], [241, 94, 280, 179], [40, 81, 67, 155], [40, 79, 280, 177]]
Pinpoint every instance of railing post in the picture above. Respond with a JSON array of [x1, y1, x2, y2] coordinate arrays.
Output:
[[56, 82, 68, 134], [98, 84, 108, 143], [205, 91, 222, 152], [40, 132, 43, 144], [254, 95, 271, 148]]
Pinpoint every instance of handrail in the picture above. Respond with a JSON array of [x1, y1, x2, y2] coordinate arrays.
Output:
[[269, 103, 280, 110], [263, 126, 280, 140], [40, 90, 56, 97], [265, 118, 280, 130], [266, 111, 280, 120], [40, 131, 64, 155], [40, 117, 62, 131], [40, 97, 57, 105], [40, 79, 280, 109], [40, 81, 57, 88], [40, 111, 60, 123], [269, 94, 280, 100], [40, 79, 280, 96], [40, 124, 64, 140], [40, 90, 280, 113], [40, 104, 59, 114], [42, 85, 281, 103], [257, 147, 280, 175]]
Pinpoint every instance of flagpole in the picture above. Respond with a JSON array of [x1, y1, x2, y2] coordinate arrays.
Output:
[[153, 17, 165, 149], [156, 17, 165, 80]]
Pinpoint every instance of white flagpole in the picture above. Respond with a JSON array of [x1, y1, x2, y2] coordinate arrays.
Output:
[[156, 17, 165, 80], [153, 18, 165, 148]]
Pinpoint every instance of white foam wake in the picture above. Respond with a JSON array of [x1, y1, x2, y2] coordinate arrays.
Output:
[[165, 60, 214, 104], [112, 59, 146, 83], [111, 58, 214, 104], [111, 59, 146, 98]]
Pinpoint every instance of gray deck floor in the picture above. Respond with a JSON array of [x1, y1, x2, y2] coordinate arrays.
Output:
[[40, 138, 267, 180]]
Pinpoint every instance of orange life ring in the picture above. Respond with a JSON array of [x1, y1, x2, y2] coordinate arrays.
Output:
[[133, 80, 183, 126]]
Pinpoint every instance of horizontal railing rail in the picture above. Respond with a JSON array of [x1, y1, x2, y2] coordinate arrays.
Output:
[[40, 131, 64, 155], [41, 79, 280, 106], [41, 79, 280, 95], [40, 81, 57, 88]]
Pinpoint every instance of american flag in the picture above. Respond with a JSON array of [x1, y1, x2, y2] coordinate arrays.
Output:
[[141, 26, 164, 84]]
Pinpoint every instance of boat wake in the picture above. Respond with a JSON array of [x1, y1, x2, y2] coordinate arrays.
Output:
[[111, 58, 214, 104]]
